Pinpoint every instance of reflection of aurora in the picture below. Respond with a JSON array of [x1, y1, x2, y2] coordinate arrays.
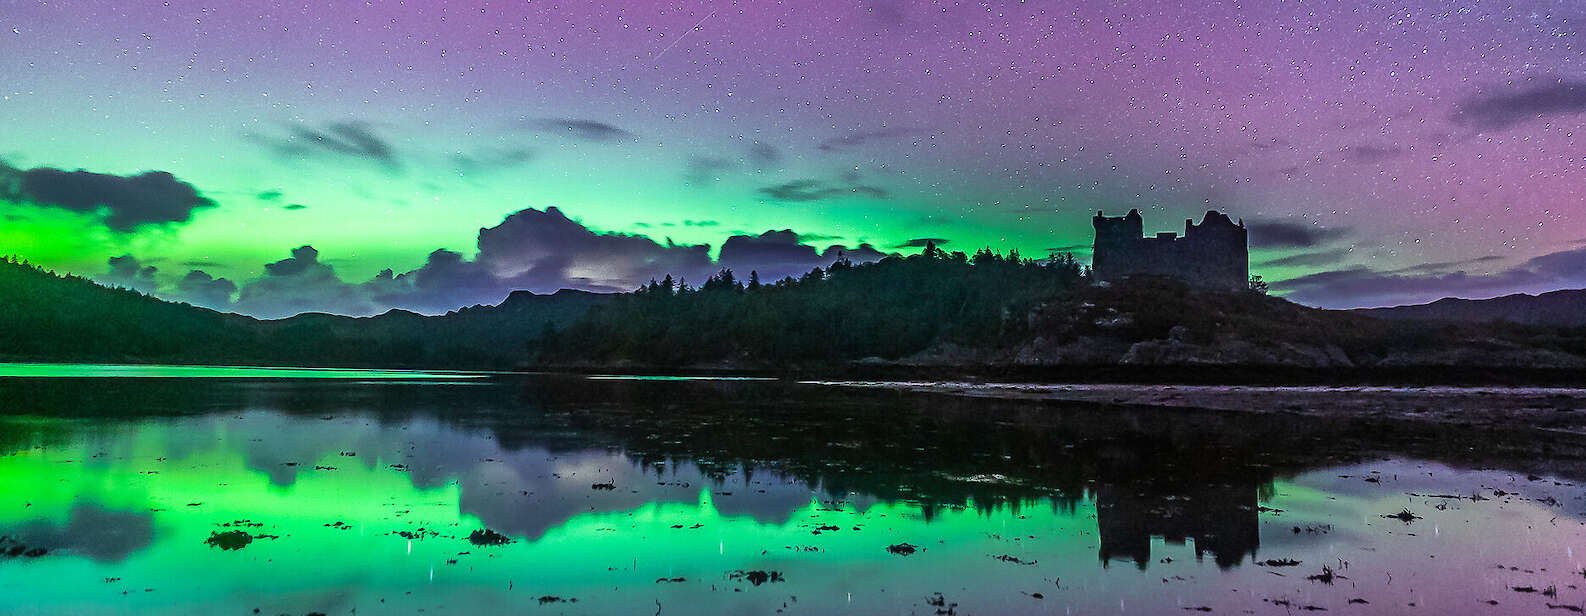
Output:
[[2, 374, 1585, 614], [0, 412, 1122, 614]]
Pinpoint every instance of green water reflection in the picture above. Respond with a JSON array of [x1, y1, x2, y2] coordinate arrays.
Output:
[[1, 372, 1584, 614], [0, 363, 489, 379]]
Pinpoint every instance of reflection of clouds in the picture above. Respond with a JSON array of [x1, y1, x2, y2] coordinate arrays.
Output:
[[220, 412, 491, 488], [704, 471, 816, 526], [459, 449, 699, 540], [6, 505, 153, 563], [195, 409, 833, 540], [223, 412, 385, 485], [457, 450, 827, 539], [439, 430, 884, 536], [453, 450, 824, 536]]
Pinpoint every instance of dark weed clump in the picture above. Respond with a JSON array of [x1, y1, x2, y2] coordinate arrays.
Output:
[[468, 529, 511, 546]]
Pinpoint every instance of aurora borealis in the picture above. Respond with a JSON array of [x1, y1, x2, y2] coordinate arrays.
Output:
[[2, 1, 1584, 315]]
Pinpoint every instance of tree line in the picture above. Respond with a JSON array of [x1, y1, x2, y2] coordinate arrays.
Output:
[[538, 244, 1087, 366]]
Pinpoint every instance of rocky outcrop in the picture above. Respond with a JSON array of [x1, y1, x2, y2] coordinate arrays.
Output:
[[1375, 344, 1586, 369], [1117, 335, 1354, 368]]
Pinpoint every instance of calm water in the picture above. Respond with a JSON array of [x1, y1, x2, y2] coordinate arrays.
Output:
[[1, 368, 1584, 614]]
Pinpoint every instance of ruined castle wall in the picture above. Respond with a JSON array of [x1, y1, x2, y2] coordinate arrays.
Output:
[[1092, 210, 1249, 291]]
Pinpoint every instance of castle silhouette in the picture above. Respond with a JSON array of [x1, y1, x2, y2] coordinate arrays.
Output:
[[1092, 209, 1249, 290]]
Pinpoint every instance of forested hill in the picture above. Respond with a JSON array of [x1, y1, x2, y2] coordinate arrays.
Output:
[[0, 257, 609, 368], [0, 257, 255, 363], [5, 249, 1586, 373], [539, 248, 1586, 371]]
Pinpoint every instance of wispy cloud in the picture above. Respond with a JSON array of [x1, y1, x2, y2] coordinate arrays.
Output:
[[893, 238, 949, 249], [1256, 249, 1352, 268], [250, 120, 402, 170], [529, 118, 637, 142], [1275, 246, 1586, 308], [1454, 79, 1586, 130], [817, 127, 911, 151], [1246, 219, 1351, 249], [759, 179, 890, 202]]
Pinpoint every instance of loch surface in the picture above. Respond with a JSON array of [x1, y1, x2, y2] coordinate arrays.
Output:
[[1, 368, 1584, 614]]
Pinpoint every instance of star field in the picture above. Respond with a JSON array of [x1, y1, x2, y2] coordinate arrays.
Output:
[[2, 1, 1583, 314]]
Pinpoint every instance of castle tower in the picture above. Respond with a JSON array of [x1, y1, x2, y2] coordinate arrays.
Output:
[[1092, 209, 1144, 284], [1182, 210, 1249, 291]]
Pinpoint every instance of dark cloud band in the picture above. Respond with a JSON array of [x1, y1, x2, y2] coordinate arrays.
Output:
[[117, 207, 897, 318], [530, 118, 637, 142], [0, 161, 215, 232], [1454, 80, 1586, 131]]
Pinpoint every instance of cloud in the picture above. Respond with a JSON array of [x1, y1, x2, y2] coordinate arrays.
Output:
[[232, 245, 381, 319], [684, 142, 783, 185], [758, 179, 889, 202], [822, 243, 888, 263], [256, 121, 400, 169], [1246, 219, 1350, 249], [530, 118, 636, 142], [1381, 255, 1502, 275], [129, 207, 902, 318], [1522, 246, 1586, 280], [684, 156, 734, 185], [369, 248, 511, 314], [1345, 145, 1403, 164], [1454, 80, 1586, 130], [748, 141, 781, 167], [98, 255, 159, 294], [283, 203, 307, 210], [718, 229, 888, 282], [857, 0, 909, 26], [263, 245, 320, 276], [450, 149, 534, 175], [894, 238, 949, 249], [213, 210, 712, 317], [475, 206, 713, 292], [0, 160, 216, 232], [817, 127, 911, 151], [1255, 249, 1352, 268], [256, 190, 283, 201], [759, 180, 832, 201], [173, 270, 237, 311], [718, 230, 815, 272], [1275, 246, 1586, 308]]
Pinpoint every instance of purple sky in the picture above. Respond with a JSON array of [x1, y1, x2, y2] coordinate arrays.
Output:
[[2, 1, 1584, 315]]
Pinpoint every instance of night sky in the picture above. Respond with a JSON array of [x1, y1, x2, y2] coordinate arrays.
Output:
[[2, 1, 1583, 317]]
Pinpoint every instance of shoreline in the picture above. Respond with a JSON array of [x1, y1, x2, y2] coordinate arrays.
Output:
[[7, 358, 1586, 388], [807, 378, 1586, 433]]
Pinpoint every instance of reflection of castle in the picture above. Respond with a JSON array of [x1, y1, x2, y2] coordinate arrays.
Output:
[[1092, 209, 1248, 290], [1094, 480, 1261, 569]]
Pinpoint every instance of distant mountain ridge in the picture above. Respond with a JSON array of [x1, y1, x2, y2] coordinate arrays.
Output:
[[0, 259, 612, 368], [1356, 290, 1586, 328]]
